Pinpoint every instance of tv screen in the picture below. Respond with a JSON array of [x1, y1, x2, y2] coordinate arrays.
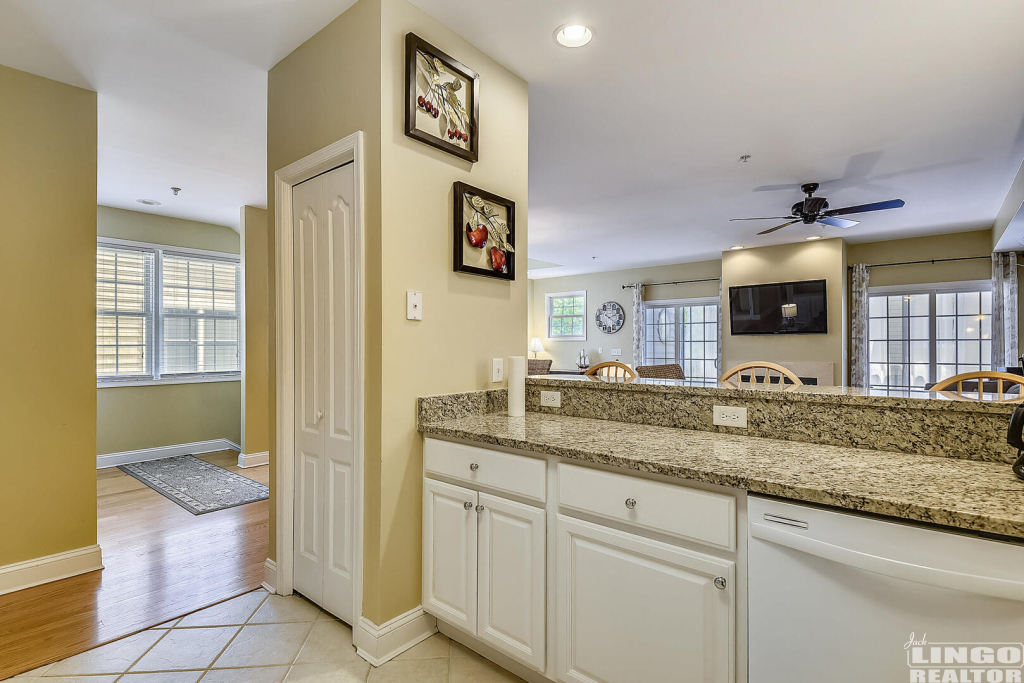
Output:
[[728, 279, 828, 335]]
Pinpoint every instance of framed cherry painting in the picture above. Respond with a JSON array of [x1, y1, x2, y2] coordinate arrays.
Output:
[[453, 181, 515, 281], [405, 33, 480, 163]]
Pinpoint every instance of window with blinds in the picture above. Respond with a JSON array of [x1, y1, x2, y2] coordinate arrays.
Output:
[[96, 240, 241, 385]]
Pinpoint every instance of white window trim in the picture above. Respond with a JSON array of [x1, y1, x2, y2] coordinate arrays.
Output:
[[546, 290, 587, 341], [645, 297, 722, 376], [97, 237, 243, 388]]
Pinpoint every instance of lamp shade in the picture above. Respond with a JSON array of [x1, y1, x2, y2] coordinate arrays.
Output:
[[781, 304, 798, 318], [529, 337, 545, 354]]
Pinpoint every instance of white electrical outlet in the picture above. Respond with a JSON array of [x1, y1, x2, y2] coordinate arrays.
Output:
[[713, 405, 748, 428], [598, 347, 603, 354], [611, 348, 622, 357], [540, 390, 561, 407], [492, 358, 504, 383]]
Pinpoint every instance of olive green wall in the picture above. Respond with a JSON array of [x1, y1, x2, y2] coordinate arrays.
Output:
[[0, 65, 97, 566], [96, 207, 242, 456], [242, 206, 270, 456]]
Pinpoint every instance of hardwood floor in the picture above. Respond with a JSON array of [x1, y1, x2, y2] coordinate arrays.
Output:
[[0, 451, 269, 680]]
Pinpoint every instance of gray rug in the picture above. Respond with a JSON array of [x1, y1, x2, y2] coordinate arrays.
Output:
[[119, 454, 269, 515]]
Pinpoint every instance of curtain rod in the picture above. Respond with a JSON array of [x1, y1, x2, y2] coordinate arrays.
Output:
[[622, 277, 721, 289], [848, 255, 993, 270]]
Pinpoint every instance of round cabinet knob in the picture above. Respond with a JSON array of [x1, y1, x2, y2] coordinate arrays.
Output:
[[463, 501, 473, 510], [625, 498, 637, 510], [316, 411, 324, 421], [475, 505, 485, 513], [469, 463, 479, 471], [714, 577, 727, 590]]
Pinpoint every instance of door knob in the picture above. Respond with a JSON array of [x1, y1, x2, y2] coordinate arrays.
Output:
[[463, 501, 473, 510], [714, 577, 727, 590], [316, 410, 324, 422], [625, 498, 637, 510]]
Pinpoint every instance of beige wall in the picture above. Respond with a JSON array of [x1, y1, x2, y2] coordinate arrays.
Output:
[[528, 260, 721, 369], [722, 239, 848, 385], [98, 205, 240, 254], [267, 0, 528, 624], [0, 65, 97, 565], [96, 207, 242, 456], [242, 206, 270, 456], [267, 0, 384, 614]]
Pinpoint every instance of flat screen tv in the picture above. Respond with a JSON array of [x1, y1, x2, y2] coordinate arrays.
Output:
[[728, 279, 828, 335]]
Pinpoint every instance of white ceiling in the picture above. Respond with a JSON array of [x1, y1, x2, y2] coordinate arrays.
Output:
[[412, 0, 1024, 277], [0, 0, 357, 229], [2, 0, 1023, 256]]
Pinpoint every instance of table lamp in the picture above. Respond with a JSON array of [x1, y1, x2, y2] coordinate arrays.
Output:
[[529, 337, 545, 358]]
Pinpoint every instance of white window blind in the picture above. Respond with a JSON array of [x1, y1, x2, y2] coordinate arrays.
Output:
[[96, 239, 241, 385], [161, 253, 241, 376], [96, 246, 155, 379]]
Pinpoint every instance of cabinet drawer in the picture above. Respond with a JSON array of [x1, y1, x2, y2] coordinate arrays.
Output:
[[558, 463, 735, 551], [425, 438, 547, 504]]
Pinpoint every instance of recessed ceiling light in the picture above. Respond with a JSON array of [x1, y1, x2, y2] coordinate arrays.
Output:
[[137, 199, 161, 206], [805, 235, 823, 241], [730, 245, 744, 250], [555, 24, 593, 48]]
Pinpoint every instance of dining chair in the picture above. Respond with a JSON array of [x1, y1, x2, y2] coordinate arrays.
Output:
[[527, 358, 553, 375], [584, 361, 637, 381], [929, 371, 1024, 402], [635, 363, 685, 380], [719, 361, 803, 386]]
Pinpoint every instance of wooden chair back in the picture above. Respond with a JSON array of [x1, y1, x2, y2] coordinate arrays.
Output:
[[929, 371, 1024, 402], [584, 361, 637, 381], [719, 361, 803, 386], [635, 363, 686, 380]]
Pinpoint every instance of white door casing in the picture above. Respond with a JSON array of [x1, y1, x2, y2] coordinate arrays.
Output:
[[423, 479, 478, 633], [477, 492, 546, 672], [556, 514, 735, 683], [275, 132, 364, 629]]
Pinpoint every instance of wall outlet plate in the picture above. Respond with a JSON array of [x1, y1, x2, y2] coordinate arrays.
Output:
[[540, 390, 561, 408], [611, 349, 622, 357], [492, 358, 504, 383], [713, 405, 747, 428], [406, 290, 422, 320]]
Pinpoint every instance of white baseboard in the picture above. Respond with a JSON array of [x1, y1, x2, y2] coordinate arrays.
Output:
[[0, 544, 103, 596], [354, 606, 437, 666], [97, 438, 241, 469], [238, 451, 270, 469], [262, 558, 277, 593]]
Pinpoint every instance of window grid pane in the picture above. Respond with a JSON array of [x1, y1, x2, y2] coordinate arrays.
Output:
[[548, 294, 585, 339], [96, 246, 155, 378], [645, 302, 719, 380]]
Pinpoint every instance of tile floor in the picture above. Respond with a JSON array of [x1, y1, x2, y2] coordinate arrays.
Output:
[[11, 590, 524, 683]]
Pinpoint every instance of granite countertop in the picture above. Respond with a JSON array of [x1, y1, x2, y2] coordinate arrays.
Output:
[[528, 375, 1018, 415], [419, 410, 1024, 541]]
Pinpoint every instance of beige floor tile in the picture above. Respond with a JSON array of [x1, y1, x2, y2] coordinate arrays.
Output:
[[366, 659, 448, 683], [45, 629, 166, 676], [449, 654, 525, 683], [28, 678, 119, 683], [155, 618, 181, 628], [394, 634, 450, 661], [13, 663, 53, 677], [178, 591, 269, 628], [294, 620, 361, 665], [448, 640, 475, 658], [213, 622, 313, 668], [118, 673, 204, 683], [130, 627, 239, 672], [250, 595, 321, 624], [315, 611, 342, 623], [283, 661, 370, 683], [198, 666, 289, 683]]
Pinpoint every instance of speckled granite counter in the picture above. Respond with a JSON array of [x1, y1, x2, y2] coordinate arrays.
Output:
[[418, 410, 1024, 541]]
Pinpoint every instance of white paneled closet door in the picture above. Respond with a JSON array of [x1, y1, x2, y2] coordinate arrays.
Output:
[[292, 163, 356, 624]]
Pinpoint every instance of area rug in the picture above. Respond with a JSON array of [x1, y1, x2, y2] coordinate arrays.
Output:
[[118, 454, 269, 515]]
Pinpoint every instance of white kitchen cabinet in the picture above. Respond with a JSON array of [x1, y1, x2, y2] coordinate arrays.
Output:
[[423, 478, 478, 633], [422, 477, 547, 671], [478, 492, 547, 671], [556, 514, 735, 683]]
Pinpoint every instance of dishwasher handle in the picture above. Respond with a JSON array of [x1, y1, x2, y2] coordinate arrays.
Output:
[[750, 520, 1024, 603]]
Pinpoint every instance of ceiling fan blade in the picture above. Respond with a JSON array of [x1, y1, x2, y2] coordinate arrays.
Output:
[[730, 216, 795, 221], [757, 220, 801, 235], [817, 216, 860, 229], [826, 199, 905, 216]]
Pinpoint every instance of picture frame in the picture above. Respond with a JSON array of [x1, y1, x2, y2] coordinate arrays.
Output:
[[405, 32, 480, 163], [453, 181, 515, 281]]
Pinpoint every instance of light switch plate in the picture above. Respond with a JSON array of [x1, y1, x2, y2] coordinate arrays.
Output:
[[540, 390, 561, 407], [492, 358, 504, 383], [406, 291, 422, 320], [713, 405, 748, 428], [611, 349, 622, 357]]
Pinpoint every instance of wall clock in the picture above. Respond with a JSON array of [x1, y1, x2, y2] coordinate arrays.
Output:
[[595, 301, 625, 334]]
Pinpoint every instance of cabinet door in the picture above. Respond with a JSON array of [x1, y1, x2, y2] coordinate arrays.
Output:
[[477, 493, 546, 672], [556, 515, 734, 683], [423, 479, 477, 632]]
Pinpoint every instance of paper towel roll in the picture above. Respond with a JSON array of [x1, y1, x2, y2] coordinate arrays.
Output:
[[508, 355, 526, 417]]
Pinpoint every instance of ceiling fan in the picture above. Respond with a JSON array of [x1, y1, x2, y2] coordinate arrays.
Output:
[[731, 183, 905, 235]]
